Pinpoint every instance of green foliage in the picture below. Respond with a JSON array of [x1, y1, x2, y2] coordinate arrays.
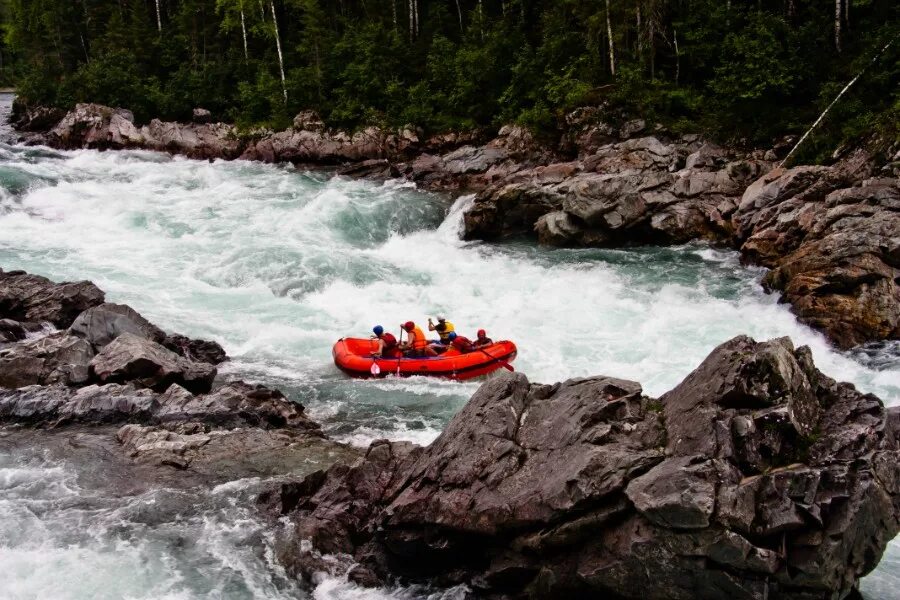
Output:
[[0, 0, 897, 159]]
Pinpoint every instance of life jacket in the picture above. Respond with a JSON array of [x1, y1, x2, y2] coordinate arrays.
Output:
[[381, 332, 398, 350], [451, 335, 473, 353], [408, 326, 427, 349], [436, 320, 456, 342]]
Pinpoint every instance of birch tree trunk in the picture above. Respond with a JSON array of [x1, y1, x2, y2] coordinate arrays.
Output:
[[605, 0, 616, 76], [392, 0, 397, 29], [455, 0, 463, 31], [269, 0, 287, 102], [636, 3, 642, 59], [155, 0, 162, 31], [240, 1, 248, 60], [414, 0, 419, 37], [782, 33, 897, 167], [834, 0, 842, 53]]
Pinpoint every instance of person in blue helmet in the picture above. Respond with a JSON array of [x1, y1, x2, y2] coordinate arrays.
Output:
[[371, 325, 401, 358]]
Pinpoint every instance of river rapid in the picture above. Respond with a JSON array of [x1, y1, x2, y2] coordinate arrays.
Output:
[[0, 111, 898, 597]]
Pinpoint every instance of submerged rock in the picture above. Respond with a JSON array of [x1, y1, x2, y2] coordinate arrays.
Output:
[[273, 335, 900, 599]]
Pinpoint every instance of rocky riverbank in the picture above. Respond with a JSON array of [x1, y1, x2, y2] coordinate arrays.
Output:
[[9, 102, 899, 350], [267, 335, 900, 599], [1, 268, 898, 597], [0, 268, 358, 482]]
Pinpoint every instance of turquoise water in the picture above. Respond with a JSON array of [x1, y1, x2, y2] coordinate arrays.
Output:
[[0, 141, 896, 598]]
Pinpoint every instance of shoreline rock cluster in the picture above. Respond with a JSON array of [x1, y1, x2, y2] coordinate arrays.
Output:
[[0, 268, 357, 480], [10, 102, 899, 350], [1, 267, 898, 597], [268, 335, 900, 599]]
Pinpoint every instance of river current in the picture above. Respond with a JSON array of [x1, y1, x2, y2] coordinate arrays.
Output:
[[0, 126, 897, 597]]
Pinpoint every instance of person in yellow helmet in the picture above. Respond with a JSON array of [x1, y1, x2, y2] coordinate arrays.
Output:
[[427, 315, 455, 344]]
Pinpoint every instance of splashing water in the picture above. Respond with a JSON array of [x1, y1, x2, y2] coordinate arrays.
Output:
[[0, 135, 897, 598]]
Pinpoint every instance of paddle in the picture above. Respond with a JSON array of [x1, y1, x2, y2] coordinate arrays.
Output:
[[395, 328, 403, 376]]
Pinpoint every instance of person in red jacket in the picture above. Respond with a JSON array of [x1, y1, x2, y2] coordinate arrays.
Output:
[[371, 325, 401, 358], [446, 331, 474, 353]]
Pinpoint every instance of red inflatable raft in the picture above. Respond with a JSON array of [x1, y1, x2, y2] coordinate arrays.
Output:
[[332, 337, 517, 381]]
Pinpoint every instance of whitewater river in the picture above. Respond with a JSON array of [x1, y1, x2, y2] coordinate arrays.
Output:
[[0, 132, 897, 597]]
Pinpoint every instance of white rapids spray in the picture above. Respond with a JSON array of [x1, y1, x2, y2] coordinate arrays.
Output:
[[0, 141, 897, 598]]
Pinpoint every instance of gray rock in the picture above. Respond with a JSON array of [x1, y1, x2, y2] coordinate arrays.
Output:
[[735, 165, 899, 348], [90, 332, 216, 393], [0, 269, 105, 328], [0, 332, 95, 388], [69, 302, 166, 348], [0, 318, 28, 343], [273, 336, 900, 599], [161, 333, 227, 365]]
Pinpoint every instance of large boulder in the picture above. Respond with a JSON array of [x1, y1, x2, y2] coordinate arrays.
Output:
[[734, 166, 899, 348], [90, 332, 216, 393], [69, 302, 166, 347], [69, 302, 227, 364], [272, 335, 900, 599], [0, 332, 94, 387], [0, 269, 105, 328], [48, 103, 143, 149]]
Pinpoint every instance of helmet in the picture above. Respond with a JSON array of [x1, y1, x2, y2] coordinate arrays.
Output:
[[447, 332, 457, 340], [373, 325, 384, 336], [437, 316, 446, 322], [477, 329, 486, 337], [403, 321, 415, 331]]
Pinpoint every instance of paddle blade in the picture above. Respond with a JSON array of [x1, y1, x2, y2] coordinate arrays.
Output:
[[502, 362, 515, 371], [370, 362, 381, 376]]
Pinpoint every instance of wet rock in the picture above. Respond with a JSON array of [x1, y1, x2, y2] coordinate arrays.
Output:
[[0, 383, 157, 424], [335, 158, 398, 179], [273, 336, 900, 599], [69, 302, 166, 348], [12, 105, 66, 132], [161, 333, 227, 365], [0, 318, 29, 343], [117, 422, 356, 477], [0, 269, 105, 328], [0, 332, 94, 388], [155, 381, 321, 431], [90, 332, 216, 393]]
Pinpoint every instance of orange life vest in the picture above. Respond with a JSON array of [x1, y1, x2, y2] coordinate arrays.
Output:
[[408, 325, 427, 349]]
